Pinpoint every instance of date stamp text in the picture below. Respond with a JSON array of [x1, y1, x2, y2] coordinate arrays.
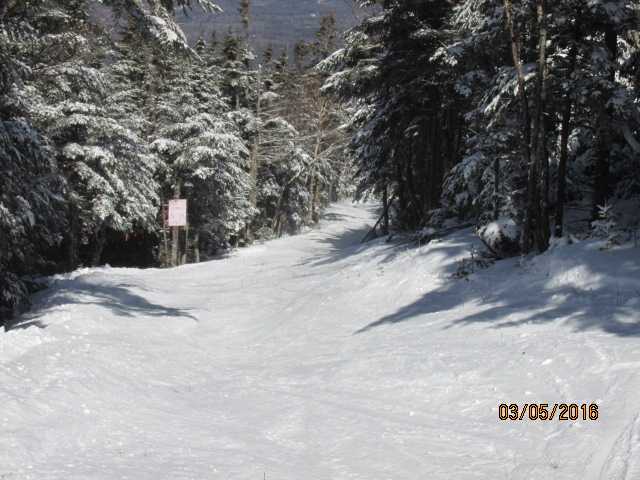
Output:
[[498, 403, 599, 421]]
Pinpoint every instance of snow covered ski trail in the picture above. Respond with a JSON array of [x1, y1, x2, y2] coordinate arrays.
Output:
[[1, 202, 640, 479]]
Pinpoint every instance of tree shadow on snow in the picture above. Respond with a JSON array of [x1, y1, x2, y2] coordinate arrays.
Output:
[[299, 226, 381, 267], [354, 271, 640, 337], [446, 296, 640, 337], [320, 212, 351, 223], [299, 204, 383, 266], [10, 276, 198, 329], [354, 280, 466, 333], [67, 282, 198, 320]]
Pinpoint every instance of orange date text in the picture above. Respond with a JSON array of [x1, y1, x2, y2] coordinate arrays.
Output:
[[498, 403, 599, 421]]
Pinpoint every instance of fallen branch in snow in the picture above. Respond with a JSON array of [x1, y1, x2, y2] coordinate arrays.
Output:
[[475, 232, 504, 260], [361, 189, 398, 243]]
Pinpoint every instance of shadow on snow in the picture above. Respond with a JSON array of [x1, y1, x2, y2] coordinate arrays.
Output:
[[298, 205, 383, 267], [354, 264, 640, 337], [6, 276, 197, 330]]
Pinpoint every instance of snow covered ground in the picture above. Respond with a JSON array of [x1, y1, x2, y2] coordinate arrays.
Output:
[[1, 202, 639, 479]]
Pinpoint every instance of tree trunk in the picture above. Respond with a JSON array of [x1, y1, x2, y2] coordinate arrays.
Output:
[[273, 167, 305, 233], [171, 180, 182, 268], [314, 179, 322, 218], [277, 212, 286, 236], [554, 94, 572, 237], [67, 202, 79, 271], [91, 228, 106, 267], [493, 155, 500, 221], [161, 190, 170, 267], [404, 160, 422, 228], [591, 22, 617, 221], [307, 135, 321, 222], [397, 161, 407, 227], [194, 231, 200, 263], [424, 120, 433, 215], [361, 188, 398, 243], [307, 174, 316, 222], [592, 135, 611, 220], [382, 183, 389, 235], [182, 220, 189, 265], [247, 66, 262, 243], [249, 135, 260, 207], [272, 183, 287, 234], [539, 115, 551, 251], [554, 6, 580, 238], [503, 0, 534, 252], [535, 0, 550, 252]]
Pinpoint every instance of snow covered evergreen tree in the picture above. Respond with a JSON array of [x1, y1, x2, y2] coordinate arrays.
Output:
[[254, 114, 313, 237], [0, 0, 69, 322], [254, 16, 350, 234], [22, 3, 160, 268], [0, 16, 67, 322], [435, 0, 640, 254], [208, 6, 352, 240], [1, 0, 356, 321], [321, 0, 457, 232], [1, 0, 225, 320], [325, 0, 639, 253], [150, 52, 254, 264]]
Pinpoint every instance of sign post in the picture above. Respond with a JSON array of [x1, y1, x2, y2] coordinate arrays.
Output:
[[168, 199, 187, 227], [168, 199, 187, 266]]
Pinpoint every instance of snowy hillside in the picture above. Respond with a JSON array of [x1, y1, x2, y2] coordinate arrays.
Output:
[[1, 202, 639, 479]]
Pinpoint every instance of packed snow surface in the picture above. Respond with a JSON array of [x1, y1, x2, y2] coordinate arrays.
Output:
[[2, 203, 640, 479]]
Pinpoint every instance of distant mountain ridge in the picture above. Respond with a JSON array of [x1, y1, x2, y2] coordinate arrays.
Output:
[[175, 0, 362, 55]]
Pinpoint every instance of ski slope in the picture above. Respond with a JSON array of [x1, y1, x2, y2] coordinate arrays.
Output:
[[1, 202, 639, 479]]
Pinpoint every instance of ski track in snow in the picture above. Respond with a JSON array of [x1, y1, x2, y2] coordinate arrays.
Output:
[[1, 202, 640, 479]]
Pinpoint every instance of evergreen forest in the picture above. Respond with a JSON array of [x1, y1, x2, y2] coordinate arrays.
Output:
[[1, 0, 350, 322], [2, 0, 639, 324]]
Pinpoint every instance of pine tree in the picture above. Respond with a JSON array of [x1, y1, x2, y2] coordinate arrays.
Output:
[[311, 12, 339, 65], [435, 0, 640, 253], [0, 0, 232, 321], [102, 0, 222, 55], [21, 3, 160, 268], [249, 15, 352, 234], [151, 54, 254, 264], [0, 0, 67, 322], [321, 0, 457, 231]]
